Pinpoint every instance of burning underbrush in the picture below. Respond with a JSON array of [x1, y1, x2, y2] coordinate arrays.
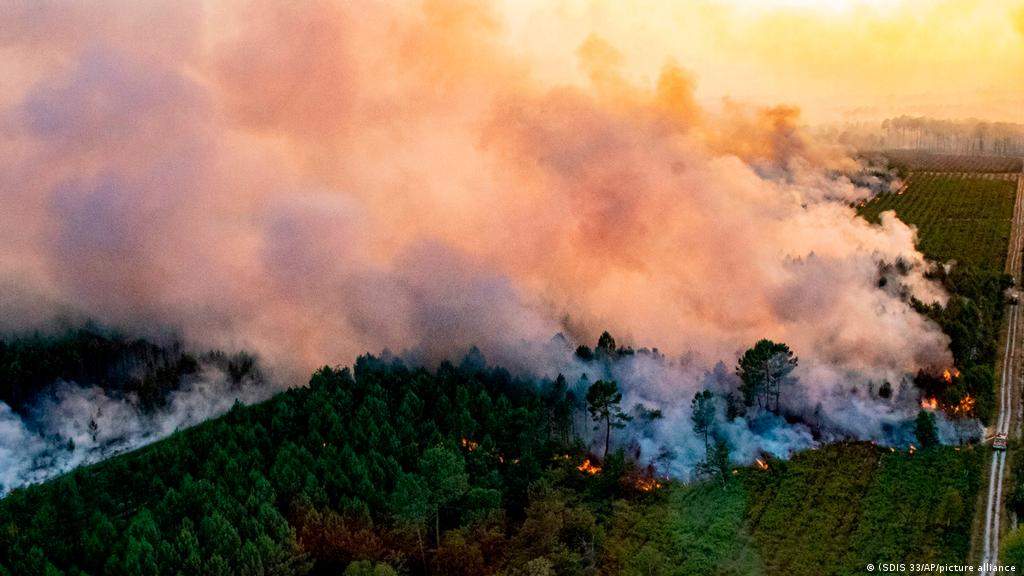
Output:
[[570, 453, 668, 494], [913, 366, 982, 423], [431, 326, 990, 487], [577, 458, 602, 476]]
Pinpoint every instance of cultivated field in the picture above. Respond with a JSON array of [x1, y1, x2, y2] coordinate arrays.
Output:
[[607, 443, 983, 576], [881, 151, 1024, 174], [859, 174, 1018, 272]]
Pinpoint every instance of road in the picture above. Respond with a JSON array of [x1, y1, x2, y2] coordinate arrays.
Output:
[[979, 167, 1024, 573]]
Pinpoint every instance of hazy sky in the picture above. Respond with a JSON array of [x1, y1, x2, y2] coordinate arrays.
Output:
[[496, 0, 1024, 123]]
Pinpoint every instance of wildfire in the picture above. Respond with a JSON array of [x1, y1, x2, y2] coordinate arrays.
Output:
[[460, 438, 479, 452], [920, 392, 974, 415], [953, 395, 976, 416], [577, 458, 602, 475], [754, 458, 769, 471], [942, 368, 961, 384], [633, 477, 663, 492], [909, 444, 917, 455]]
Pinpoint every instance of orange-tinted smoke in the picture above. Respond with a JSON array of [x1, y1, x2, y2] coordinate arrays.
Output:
[[0, 0, 949, 387]]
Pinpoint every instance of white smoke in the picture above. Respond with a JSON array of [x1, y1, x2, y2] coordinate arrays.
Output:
[[530, 344, 978, 479], [0, 362, 270, 494]]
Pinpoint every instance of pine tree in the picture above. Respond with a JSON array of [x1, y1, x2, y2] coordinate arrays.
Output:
[[586, 380, 632, 458]]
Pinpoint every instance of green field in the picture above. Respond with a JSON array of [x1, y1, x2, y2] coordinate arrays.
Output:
[[858, 175, 1017, 272], [610, 443, 983, 576]]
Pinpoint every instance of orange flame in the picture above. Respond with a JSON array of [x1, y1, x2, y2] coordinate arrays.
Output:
[[921, 397, 938, 410], [577, 458, 602, 475], [953, 394, 976, 416], [460, 437, 479, 452], [755, 458, 769, 471], [633, 477, 663, 492], [942, 368, 961, 384]]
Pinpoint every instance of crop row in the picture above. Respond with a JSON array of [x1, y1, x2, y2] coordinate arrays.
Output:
[[858, 175, 1017, 271], [882, 151, 1023, 174]]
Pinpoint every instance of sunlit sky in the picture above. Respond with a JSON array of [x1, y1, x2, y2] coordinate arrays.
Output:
[[498, 0, 1024, 124]]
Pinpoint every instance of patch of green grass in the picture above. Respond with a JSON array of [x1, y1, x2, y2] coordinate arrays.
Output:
[[604, 478, 763, 575], [616, 443, 984, 576], [746, 443, 982, 576], [744, 443, 880, 576], [859, 175, 1016, 272], [847, 446, 982, 570], [668, 480, 763, 575]]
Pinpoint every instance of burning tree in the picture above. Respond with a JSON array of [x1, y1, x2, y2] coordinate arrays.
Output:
[[736, 340, 798, 414]]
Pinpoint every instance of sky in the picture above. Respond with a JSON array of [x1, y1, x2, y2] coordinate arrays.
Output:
[[495, 0, 1024, 123]]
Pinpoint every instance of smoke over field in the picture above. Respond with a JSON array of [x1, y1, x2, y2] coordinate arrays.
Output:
[[0, 1, 965, 487]]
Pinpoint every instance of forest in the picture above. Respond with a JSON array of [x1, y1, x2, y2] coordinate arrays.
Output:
[[0, 332, 982, 576]]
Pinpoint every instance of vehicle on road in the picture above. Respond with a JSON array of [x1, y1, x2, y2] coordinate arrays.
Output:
[[993, 433, 1009, 450]]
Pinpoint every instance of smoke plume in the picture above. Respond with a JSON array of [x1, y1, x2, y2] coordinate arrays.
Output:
[[0, 0, 960, 486]]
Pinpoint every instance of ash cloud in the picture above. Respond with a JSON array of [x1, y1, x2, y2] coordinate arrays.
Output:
[[0, 1, 958, 484]]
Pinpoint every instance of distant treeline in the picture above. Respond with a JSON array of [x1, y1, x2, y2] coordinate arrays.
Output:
[[0, 325, 262, 412], [833, 117, 1024, 158]]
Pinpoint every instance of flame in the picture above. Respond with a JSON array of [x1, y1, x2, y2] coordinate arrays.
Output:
[[577, 459, 602, 475], [953, 394, 976, 416], [460, 437, 479, 452], [755, 458, 769, 471], [942, 368, 961, 384], [908, 444, 917, 454], [920, 391, 973, 415], [633, 476, 663, 492]]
